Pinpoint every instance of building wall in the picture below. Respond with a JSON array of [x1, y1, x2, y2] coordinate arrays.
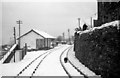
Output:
[[48, 39, 52, 47], [20, 31, 44, 49], [36, 39, 45, 49], [44, 38, 52, 48], [94, 1, 120, 27]]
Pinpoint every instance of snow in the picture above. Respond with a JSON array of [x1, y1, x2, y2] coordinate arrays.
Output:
[[0, 45, 99, 77], [0, 50, 47, 77], [0, 45, 64, 77], [32, 29, 56, 39], [19, 52, 50, 76], [67, 46, 101, 77], [34, 45, 84, 76], [77, 20, 120, 35], [61, 46, 84, 77], [33, 45, 69, 76]]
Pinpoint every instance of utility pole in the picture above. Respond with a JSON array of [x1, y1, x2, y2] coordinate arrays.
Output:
[[91, 17, 92, 28], [16, 20, 22, 49], [68, 29, 70, 44], [13, 27, 16, 62], [78, 18, 81, 30], [90, 13, 97, 28], [62, 32, 65, 41], [13, 27, 16, 44]]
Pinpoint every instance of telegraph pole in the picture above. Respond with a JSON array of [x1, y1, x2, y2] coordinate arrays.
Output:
[[13, 27, 16, 62], [13, 27, 16, 44], [91, 17, 92, 28], [90, 13, 97, 28], [16, 20, 22, 49], [78, 18, 81, 30], [68, 29, 70, 44], [62, 32, 65, 41]]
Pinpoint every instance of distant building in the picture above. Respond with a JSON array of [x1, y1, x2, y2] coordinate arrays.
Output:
[[94, 0, 120, 27], [17, 29, 56, 49]]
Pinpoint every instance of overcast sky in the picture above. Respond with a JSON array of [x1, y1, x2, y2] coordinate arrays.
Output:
[[1, 0, 97, 45]]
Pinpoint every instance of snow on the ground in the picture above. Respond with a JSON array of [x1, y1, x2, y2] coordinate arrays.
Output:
[[0, 44, 99, 77], [19, 51, 50, 76], [61, 46, 84, 77], [67, 46, 97, 76], [33, 45, 69, 76], [0, 45, 63, 77], [0, 50, 47, 77]]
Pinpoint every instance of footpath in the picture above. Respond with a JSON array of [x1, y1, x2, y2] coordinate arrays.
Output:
[[67, 46, 101, 78]]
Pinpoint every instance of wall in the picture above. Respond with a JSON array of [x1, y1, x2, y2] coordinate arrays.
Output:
[[94, 2, 120, 27], [44, 38, 52, 48], [20, 31, 44, 49], [74, 21, 120, 78]]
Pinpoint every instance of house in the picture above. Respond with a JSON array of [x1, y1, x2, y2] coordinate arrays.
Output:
[[17, 29, 56, 50]]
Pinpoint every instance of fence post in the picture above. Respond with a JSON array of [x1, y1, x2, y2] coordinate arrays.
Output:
[[14, 50, 15, 62], [25, 43, 27, 55], [22, 48, 24, 60]]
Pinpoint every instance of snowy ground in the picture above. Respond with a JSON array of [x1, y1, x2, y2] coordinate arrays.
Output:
[[0, 45, 72, 77], [61, 46, 84, 77], [0, 44, 99, 77], [0, 50, 46, 76], [0, 45, 61, 77], [33, 45, 68, 76]]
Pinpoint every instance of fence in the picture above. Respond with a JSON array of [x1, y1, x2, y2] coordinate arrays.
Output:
[[0, 43, 27, 64]]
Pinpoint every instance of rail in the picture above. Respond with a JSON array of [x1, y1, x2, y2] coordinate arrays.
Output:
[[59, 46, 72, 78], [14, 45, 64, 77], [66, 46, 101, 78], [66, 46, 88, 78]]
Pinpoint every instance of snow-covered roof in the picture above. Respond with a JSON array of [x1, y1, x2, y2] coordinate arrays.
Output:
[[33, 29, 56, 38], [18, 29, 56, 39]]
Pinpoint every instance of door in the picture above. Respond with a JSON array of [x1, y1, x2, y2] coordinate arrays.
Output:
[[36, 39, 44, 49]]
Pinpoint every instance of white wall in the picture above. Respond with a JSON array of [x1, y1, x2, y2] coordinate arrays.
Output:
[[20, 31, 44, 49]]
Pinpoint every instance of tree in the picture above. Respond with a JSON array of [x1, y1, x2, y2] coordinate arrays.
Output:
[[56, 36, 63, 42]]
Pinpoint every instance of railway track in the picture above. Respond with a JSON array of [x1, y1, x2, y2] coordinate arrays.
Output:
[[4, 45, 84, 78], [66, 47, 88, 78], [59, 46, 72, 78], [60, 46, 84, 78], [14, 45, 64, 78], [60, 46, 101, 78], [1, 45, 100, 78]]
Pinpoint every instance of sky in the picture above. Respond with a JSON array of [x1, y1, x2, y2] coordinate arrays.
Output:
[[1, 0, 97, 45]]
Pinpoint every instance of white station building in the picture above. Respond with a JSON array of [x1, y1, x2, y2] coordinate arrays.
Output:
[[17, 29, 56, 49]]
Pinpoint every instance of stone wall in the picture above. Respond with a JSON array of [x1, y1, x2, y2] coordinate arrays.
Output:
[[74, 21, 120, 78]]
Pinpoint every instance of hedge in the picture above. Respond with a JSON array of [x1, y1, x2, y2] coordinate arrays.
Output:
[[74, 22, 120, 78]]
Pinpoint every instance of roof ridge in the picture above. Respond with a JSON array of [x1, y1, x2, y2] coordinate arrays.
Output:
[[18, 29, 56, 39]]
